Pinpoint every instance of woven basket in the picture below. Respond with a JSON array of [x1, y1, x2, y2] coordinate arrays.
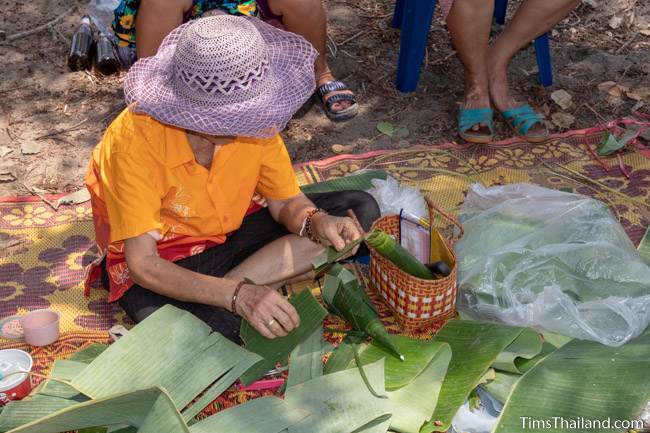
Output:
[[368, 198, 463, 332]]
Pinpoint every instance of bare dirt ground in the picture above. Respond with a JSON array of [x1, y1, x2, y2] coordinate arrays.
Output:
[[0, 0, 649, 197]]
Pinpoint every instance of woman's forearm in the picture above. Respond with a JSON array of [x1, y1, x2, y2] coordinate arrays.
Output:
[[129, 253, 239, 309], [272, 193, 319, 234]]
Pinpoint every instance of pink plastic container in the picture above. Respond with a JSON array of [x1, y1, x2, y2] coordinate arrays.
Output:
[[20, 309, 60, 347]]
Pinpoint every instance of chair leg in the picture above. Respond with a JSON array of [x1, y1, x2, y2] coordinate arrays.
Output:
[[392, 0, 405, 29], [534, 33, 553, 87], [395, 0, 438, 93], [494, 0, 508, 25]]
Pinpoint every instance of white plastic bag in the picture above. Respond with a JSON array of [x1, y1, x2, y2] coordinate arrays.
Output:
[[368, 176, 427, 218], [455, 183, 650, 347], [450, 390, 501, 433]]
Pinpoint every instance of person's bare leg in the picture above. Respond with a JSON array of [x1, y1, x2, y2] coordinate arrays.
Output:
[[226, 234, 324, 287], [445, 0, 494, 132], [267, 0, 354, 113], [488, 0, 579, 112], [136, 0, 192, 58]]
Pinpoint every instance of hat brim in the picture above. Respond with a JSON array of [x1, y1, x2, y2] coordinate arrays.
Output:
[[124, 17, 317, 138]]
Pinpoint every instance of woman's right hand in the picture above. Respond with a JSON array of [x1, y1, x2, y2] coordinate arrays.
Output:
[[234, 284, 300, 339]]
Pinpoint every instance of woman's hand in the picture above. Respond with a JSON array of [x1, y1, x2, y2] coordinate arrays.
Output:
[[252, 193, 268, 208], [311, 211, 364, 252], [235, 284, 300, 339]]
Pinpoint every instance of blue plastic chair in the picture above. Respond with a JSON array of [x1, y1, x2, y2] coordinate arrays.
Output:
[[393, 0, 553, 93]]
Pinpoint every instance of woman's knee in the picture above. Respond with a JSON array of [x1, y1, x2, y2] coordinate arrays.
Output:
[[340, 190, 380, 231]]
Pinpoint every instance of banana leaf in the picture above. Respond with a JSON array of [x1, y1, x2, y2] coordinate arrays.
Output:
[[494, 329, 650, 433], [0, 360, 89, 432], [284, 359, 392, 433], [3, 387, 189, 433], [639, 224, 650, 265], [322, 264, 403, 361], [323, 334, 365, 375], [71, 305, 261, 419], [312, 237, 367, 277], [422, 320, 528, 433], [286, 327, 323, 389], [480, 371, 520, 404], [514, 342, 557, 373], [384, 342, 451, 433], [189, 397, 309, 433], [491, 328, 543, 374], [299, 170, 387, 194], [35, 360, 86, 399], [365, 230, 434, 280], [69, 344, 109, 363], [240, 288, 328, 386], [0, 395, 84, 433], [324, 335, 453, 433], [355, 418, 392, 433], [540, 331, 573, 349]]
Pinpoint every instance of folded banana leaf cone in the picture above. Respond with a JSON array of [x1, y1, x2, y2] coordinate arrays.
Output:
[[365, 229, 435, 280], [321, 263, 404, 361]]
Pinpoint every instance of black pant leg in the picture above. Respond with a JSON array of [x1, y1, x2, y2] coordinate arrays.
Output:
[[306, 191, 380, 231], [307, 190, 380, 257], [118, 285, 242, 343]]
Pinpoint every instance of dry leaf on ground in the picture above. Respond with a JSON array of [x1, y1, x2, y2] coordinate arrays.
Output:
[[331, 143, 357, 154], [608, 15, 623, 29], [550, 90, 573, 110], [0, 169, 16, 182], [21, 140, 42, 155], [597, 81, 628, 97], [551, 112, 575, 129], [626, 87, 650, 101], [55, 188, 90, 209]]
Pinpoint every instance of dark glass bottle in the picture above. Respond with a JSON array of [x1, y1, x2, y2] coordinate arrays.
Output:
[[95, 32, 120, 75], [68, 16, 93, 71]]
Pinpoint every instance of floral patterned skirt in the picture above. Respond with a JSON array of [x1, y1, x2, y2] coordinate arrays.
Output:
[[112, 0, 259, 47]]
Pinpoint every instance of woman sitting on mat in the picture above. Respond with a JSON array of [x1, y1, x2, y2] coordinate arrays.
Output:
[[439, 0, 579, 143], [112, 0, 358, 121], [84, 16, 379, 342]]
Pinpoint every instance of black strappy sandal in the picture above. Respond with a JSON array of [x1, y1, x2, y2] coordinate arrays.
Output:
[[316, 81, 359, 122]]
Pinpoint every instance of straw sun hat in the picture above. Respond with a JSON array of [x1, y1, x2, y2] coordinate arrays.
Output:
[[124, 15, 318, 138]]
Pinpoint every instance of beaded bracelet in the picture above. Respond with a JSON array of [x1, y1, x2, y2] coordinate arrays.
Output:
[[304, 208, 327, 244]]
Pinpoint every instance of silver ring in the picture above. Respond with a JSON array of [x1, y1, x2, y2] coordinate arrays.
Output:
[[267, 319, 276, 327]]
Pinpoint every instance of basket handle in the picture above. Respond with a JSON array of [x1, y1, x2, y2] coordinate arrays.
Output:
[[425, 197, 464, 242]]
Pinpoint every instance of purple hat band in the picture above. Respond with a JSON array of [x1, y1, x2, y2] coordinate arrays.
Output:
[[124, 16, 318, 138]]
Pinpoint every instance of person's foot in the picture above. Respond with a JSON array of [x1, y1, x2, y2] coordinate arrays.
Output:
[[316, 71, 353, 110], [457, 74, 494, 143], [487, 53, 547, 138], [462, 77, 492, 133], [315, 69, 358, 121]]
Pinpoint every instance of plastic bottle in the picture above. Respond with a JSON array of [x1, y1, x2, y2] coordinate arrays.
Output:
[[68, 16, 93, 71], [95, 32, 120, 75]]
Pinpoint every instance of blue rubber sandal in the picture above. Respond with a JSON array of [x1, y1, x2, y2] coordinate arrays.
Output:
[[500, 104, 548, 143], [458, 107, 494, 144]]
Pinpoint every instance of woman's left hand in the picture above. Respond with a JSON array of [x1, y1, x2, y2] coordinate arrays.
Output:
[[311, 211, 364, 252]]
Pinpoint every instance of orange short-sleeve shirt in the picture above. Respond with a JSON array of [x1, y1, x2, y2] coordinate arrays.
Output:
[[84, 108, 300, 301]]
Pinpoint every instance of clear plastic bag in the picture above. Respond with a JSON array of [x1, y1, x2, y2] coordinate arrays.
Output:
[[368, 176, 427, 218], [455, 183, 650, 347], [86, 0, 120, 34]]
